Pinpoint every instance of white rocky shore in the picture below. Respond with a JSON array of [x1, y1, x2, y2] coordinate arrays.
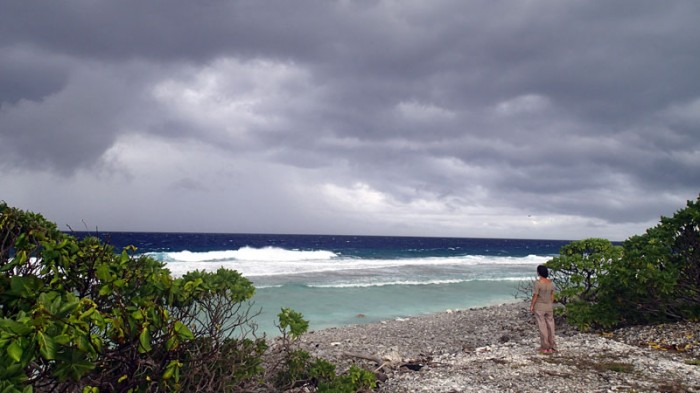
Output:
[[292, 301, 700, 392]]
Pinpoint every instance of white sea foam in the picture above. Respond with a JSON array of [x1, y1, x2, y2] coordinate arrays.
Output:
[[151, 247, 551, 278], [308, 279, 466, 288], [160, 246, 337, 263], [307, 277, 530, 288]]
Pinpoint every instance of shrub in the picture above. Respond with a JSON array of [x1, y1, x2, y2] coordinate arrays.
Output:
[[605, 195, 700, 324], [272, 308, 377, 392], [0, 202, 266, 392], [544, 195, 700, 329], [542, 238, 623, 329], [318, 365, 377, 393], [545, 238, 623, 305], [1, 202, 380, 392]]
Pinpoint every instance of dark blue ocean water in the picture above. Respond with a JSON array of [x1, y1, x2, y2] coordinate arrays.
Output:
[[74, 232, 570, 336], [81, 232, 567, 258]]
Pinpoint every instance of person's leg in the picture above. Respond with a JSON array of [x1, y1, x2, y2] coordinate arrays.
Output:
[[544, 312, 556, 350], [534, 311, 549, 350]]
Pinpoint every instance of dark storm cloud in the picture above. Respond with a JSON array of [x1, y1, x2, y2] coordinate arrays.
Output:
[[0, 0, 341, 62], [0, 49, 68, 104], [0, 58, 158, 171], [4, 1, 699, 126], [1, 0, 699, 236]]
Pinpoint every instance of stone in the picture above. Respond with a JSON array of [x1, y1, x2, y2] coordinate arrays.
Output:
[[287, 302, 700, 393]]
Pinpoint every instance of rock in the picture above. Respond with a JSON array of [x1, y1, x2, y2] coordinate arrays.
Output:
[[288, 302, 700, 393]]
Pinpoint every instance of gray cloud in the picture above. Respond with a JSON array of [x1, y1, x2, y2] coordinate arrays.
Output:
[[1, 0, 698, 239]]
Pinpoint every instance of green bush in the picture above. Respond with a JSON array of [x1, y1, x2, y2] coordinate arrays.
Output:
[[320, 365, 377, 392], [547, 195, 700, 329], [545, 238, 623, 305], [0, 202, 267, 392], [272, 308, 377, 392], [1, 202, 380, 392], [543, 238, 623, 329], [605, 195, 700, 324]]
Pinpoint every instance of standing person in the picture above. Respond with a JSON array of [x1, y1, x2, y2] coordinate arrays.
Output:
[[530, 265, 556, 353]]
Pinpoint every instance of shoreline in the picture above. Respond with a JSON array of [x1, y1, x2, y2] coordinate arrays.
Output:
[[289, 301, 700, 392], [254, 283, 524, 338]]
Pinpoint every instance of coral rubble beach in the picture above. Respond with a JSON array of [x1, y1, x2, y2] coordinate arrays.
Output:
[[290, 302, 700, 392]]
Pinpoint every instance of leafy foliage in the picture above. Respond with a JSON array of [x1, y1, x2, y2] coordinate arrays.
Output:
[[319, 365, 377, 393], [0, 202, 267, 392], [606, 195, 700, 324], [546, 195, 700, 330], [545, 238, 623, 305], [277, 307, 309, 342], [271, 308, 377, 392], [543, 238, 623, 329], [1, 202, 379, 392]]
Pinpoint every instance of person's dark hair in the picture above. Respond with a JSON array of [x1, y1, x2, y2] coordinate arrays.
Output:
[[537, 265, 549, 278]]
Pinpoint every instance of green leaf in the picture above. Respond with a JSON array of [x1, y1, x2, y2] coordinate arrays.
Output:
[[162, 360, 182, 382], [98, 285, 111, 296], [8, 276, 42, 298], [78, 306, 96, 320], [53, 334, 71, 345], [54, 355, 95, 381], [76, 335, 91, 353], [165, 336, 177, 351], [131, 309, 144, 321], [37, 331, 57, 360], [173, 321, 194, 341], [120, 250, 130, 264], [89, 311, 106, 326], [96, 264, 111, 281], [57, 298, 81, 317], [7, 340, 23, 362], [138, 328, 152, 353], [0, 362, 24, 380], [0, 318, 33, 335], [89, 334, 103, 354], [162, 364, 174, 380]]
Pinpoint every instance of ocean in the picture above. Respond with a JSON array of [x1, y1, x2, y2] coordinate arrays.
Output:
[[77, 232, 569, 336]]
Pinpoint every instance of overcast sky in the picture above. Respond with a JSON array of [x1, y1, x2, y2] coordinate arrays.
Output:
[[1, 1, 699, 241]]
